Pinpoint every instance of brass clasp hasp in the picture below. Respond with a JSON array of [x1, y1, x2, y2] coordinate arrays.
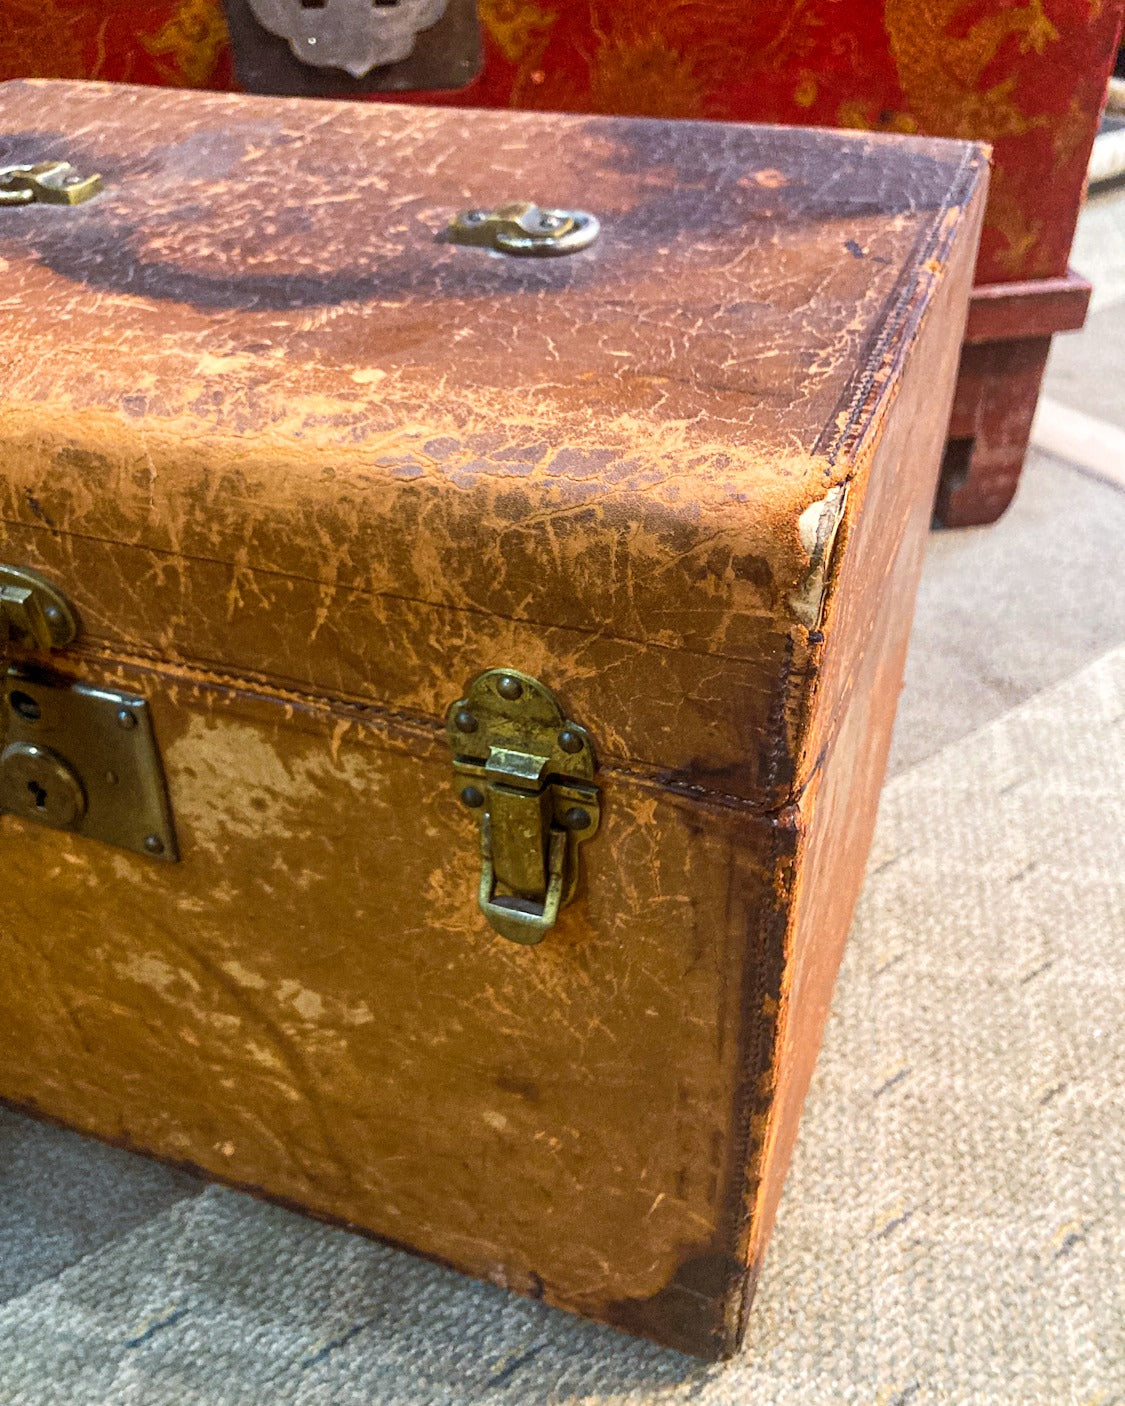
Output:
[[447, 669, 600, 944]]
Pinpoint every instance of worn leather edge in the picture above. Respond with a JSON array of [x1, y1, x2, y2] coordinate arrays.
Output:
[[34, 641, 787, 813], [816, 141, 991, 465], [778, 141, 990, 805], [727, 167, 991, 1358], [598, 152, 990, 1361]]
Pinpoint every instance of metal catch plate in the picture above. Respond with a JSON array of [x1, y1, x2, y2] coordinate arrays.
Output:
[[447, 202, 601, 258], [448, 669, 600, 945], [1, 670, 178, 862], [0, 162, 102, 207]]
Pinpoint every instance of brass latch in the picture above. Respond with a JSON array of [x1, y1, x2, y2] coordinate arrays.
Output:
[[447, 669, 600, 944], [0, 564, 177, 861], [0, 161, 103, 207], [447, 202, 600, 257]]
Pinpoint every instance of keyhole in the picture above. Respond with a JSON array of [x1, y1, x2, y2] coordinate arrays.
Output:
[[27, 779, 48, 811]]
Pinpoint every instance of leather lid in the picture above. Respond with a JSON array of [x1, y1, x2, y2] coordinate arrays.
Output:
[[0, 81, 986, 806]]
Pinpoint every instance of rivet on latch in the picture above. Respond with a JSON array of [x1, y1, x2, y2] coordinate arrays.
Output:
[[446, 668, 601, 945], [0, 161, 103, 208], [447, 201, 600, 258]]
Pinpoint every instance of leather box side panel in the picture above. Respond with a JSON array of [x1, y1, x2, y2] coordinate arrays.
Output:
[[733, 175, 988, 1340], [0, 655, 778, 1353]]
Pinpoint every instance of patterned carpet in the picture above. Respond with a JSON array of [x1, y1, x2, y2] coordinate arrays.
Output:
[[1, 638, 1121, 1405]]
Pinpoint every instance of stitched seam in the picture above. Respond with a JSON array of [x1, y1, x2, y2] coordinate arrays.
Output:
[[60, 641, 811, 815], [815, 142, 982, 464]]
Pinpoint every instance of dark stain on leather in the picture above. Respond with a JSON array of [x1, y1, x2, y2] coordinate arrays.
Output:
[[599, 115, 953, 225], [52, 446, 112, 479], [494, 1072, 541, 1103], [602, 1249, 745, 1360], [23, 489, 55, 530], [1, 110, 951, 317], [729, 553, 774, 590], [8, 223, 590, 313], [655, 758, 755, 801], [0, 126, 598, 313]]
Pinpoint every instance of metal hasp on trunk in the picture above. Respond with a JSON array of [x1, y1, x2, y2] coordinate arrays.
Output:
[[0, 564, 178, 862], [447, 669, 600, 944]]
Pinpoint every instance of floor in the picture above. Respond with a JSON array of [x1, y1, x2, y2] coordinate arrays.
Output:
[[1, 185, 1123, 1402]]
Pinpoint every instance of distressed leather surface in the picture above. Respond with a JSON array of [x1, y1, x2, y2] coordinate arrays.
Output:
[[0, 83, 987, 1358], [0, 81, 986, 806], [0, 659, 771, 1329]]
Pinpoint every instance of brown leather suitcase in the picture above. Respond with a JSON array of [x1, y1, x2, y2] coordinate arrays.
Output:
[[0, 81, 986, 1360]]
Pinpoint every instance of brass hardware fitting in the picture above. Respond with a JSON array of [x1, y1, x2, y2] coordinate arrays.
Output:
[[447, 669, 600, 944], [0, 564, 77, 653], [0, 161, 103, 207], [0, 564, 177, 861], [447, 202, 600, 257]]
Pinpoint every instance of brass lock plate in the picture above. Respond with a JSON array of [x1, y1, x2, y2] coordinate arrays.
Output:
[[1, 669, 178, 861], [448, 669, 600, 944]]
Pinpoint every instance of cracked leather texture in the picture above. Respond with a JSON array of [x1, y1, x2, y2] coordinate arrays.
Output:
[[0, 83, 986, 1358], [0, 81, 987, 806]]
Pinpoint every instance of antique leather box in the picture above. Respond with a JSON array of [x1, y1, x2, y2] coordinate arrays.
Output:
[[0, 81, 986, 1359]]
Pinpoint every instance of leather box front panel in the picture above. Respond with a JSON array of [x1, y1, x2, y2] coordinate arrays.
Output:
[[0, 82, 987, 1357]]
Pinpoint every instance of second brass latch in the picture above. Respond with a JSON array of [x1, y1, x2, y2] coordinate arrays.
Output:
[[447, 669, 600, 944]]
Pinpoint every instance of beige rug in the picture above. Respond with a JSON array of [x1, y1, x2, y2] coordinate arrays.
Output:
[[1, 645, 1122, 1405]]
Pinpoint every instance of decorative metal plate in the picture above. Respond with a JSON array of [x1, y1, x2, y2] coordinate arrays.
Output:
[[246, 0, 448, 75], [224, 0, 481, 95]]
